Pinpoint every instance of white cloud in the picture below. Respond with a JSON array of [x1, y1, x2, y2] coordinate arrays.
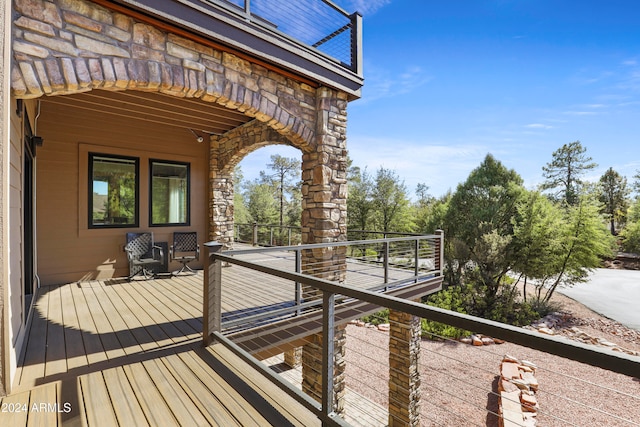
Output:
[[358, 65, 433, 104], [525, 123, 553, 129], [345, 0, 391, 15], [347, 136, 488, 195]]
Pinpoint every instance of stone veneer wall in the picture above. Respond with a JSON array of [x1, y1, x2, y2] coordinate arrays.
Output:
[[389, 308, 422, 427], [9, 0, 350, 246], [302, 325, 347, 414]]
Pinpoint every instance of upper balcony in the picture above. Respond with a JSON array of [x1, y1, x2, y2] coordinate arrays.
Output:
[[105, 0, 364, 99]]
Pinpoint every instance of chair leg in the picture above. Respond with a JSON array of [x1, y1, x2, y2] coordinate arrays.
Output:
[[172, 262, 196, 275]]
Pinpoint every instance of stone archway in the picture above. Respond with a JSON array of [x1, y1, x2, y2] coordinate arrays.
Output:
[[11, 0, 349, 247]]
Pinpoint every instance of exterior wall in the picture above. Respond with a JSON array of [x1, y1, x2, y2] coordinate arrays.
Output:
[[0, 0, 9, 394], [6, 0, 354, 396], [35, 99, 210, 284], [7, 98, 23, 394]]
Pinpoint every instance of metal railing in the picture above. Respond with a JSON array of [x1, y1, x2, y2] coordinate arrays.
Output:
[[203, 236, 640, 426], [235, 222, 302, 246], [217, 233, 443, 332], [234, 222, 425, 247], [207, 0, 362, 72]]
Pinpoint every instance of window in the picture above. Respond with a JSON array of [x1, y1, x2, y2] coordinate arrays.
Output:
[[89, 153, 139, 228], [150, 160, 190, 226]]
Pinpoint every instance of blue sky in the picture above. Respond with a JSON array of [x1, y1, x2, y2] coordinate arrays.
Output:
[[241, 0, 640, 198]]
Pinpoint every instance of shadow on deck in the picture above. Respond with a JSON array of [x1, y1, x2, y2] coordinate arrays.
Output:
[[2, 273, 319, 426]]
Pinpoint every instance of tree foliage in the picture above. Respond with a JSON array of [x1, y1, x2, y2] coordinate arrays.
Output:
[[246, 181, 279, 224], [542, 141, 597, 205], [371, 167, 413, 232], [598, 167, 629, 234], [264, 155, 301, 226], [347, 166, 374, 231], [512, 192, 613, 303], [445, 154, 525, 303]]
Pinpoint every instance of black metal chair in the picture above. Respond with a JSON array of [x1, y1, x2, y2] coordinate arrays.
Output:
[[125, 232, 164, 280], [170, 232, 199, 275]]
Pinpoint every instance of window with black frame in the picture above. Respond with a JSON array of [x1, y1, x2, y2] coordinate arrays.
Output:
[[150, 160, 190, 226], [89, 153, 139, 228]]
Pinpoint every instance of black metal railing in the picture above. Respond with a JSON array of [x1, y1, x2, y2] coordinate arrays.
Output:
[[234, 222, 426, 248], [203, 236, 640, 426], [215, 233, 444, 332], [209, 0, 362, 72]]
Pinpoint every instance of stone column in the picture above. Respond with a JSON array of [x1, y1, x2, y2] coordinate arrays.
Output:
[[209, 138, 235, 248], [302, 324, 346, 414], [389, 308, 422, 427], [300, 87, 349, 414], [300, 86, 348, 291]]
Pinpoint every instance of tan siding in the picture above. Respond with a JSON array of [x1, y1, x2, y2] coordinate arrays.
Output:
[[36, 96, 210, 285], [9, 99, 23, 344]]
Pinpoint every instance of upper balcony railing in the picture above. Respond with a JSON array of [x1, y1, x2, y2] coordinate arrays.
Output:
[[112, 0, 364, 97], [211, 0, 362, 73]]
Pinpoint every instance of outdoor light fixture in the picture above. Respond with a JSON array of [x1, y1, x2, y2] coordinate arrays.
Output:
[[188, 128, 205, 143], [30, 135, 44, 147]]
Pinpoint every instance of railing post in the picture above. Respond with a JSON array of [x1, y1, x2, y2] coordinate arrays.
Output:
[[414, 238, 420, 283], [350, 12, 363, 75], [252, 221, 258, 246], [203, 242, 224, 346], [383, 241, 389, 289], [321, 291, 336, 421], [295, 249, 302, 316], [270, 226, 274, 246], [435, 229, 444, 276]]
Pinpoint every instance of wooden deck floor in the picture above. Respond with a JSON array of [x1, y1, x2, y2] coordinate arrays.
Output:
[[3, 246, 435, 426], [4, 271, 320, 426]]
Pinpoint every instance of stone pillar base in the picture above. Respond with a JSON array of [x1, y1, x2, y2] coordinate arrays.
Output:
[[301, 325, 346, 414], [388, 308, 421, 427], [284, 347, 302, 368]]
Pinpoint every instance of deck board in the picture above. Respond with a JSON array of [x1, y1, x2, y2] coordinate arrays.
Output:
[[8, 248, 423, 426], [140, 358, 210, 426], [81, 281, 127, 361], [119, 362, 179, 427], [207, 343, 321, 427], [60, 284, 89, 371], [102, 367, 149, 426], [26, 380, 60, 427], [69, 282, 108, 366], [79, 371, 119, 426], [89, 283, 144, 356], [159, 352, 240, 426]]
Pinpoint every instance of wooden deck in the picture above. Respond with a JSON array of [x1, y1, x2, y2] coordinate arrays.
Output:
[[4, 271, 322, 426], [2, 246, 439, 426]]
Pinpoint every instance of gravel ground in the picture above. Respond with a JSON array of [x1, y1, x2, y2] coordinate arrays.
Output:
[[343, 290, 640, 427]]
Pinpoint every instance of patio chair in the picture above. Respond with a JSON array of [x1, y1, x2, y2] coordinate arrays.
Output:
[[170, 231, 199, 275], [125, 232, 164, 280]]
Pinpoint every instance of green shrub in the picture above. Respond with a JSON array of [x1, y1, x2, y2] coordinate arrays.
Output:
[[421, 285, 473, 339], [360, 308, 389, 325]]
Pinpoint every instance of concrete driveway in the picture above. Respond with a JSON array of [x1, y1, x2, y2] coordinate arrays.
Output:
[[558, 268, 640, 331]]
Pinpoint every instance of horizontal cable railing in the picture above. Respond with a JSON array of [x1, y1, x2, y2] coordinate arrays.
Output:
[[217, 233, 443, 333], [234, 222, 425, 247], [203, 236, 640, 426], [205, 0, 362, 71]]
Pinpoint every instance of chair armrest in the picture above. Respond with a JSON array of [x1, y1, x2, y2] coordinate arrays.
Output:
[[195, 245, 200, 260], [152, 245, 164, 260], [124, 246, 134, 261]]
